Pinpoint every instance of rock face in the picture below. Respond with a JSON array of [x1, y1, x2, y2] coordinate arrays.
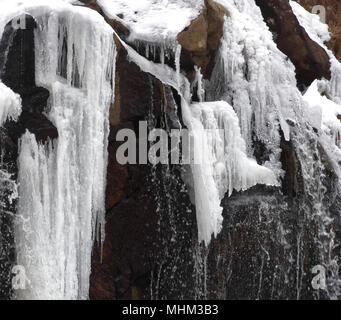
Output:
[[255, 0, 331, 90], [90, 41, 197, 299], [294, 0, 341, 62], [177, 0, 229, 81], [87, 0, 340, 300]]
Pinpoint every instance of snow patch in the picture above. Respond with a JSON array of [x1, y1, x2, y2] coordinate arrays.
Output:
[[98, 0, 204, 44]]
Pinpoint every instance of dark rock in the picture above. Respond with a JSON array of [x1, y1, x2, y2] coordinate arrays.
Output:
[[5, 111, 58, 145], [90, 33, 197, 299], [177, 0, 229, 81], [255, 0, 331, 90]]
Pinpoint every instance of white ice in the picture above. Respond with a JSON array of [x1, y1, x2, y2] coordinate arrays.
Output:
[[119, 34, 278, 245], [0, 82, 21, 126], [187, 101, 278, 244], [208, 0, 310, 179], [0, 0, 115, 300], [97, 0, 204, 44], [290, 0, 341, 103]]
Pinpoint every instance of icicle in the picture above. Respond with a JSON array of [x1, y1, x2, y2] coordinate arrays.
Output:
[[208, 0, 299, 172], [160, 45, 165, 65], [194, 66, 205, 102], [121, 37, 278, 245], [175, 44, 182, 89]]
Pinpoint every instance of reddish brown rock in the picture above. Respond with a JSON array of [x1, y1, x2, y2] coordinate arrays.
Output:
[[177, 0, 229, 81], [255, 0, 331, 89], [294, 0, 341, 62]]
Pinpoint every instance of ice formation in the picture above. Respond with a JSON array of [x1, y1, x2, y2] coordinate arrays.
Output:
[[119, 31, 278, 245], [210, 0, 341, 298], [188, 101, 278, 243], [0, 0, 115, 300], [208, 0, 305, 172], [0, 82, 21, 126], [1, 0, 341, 298], [290, 1, 341, 190], [0, 82, 20, 214]]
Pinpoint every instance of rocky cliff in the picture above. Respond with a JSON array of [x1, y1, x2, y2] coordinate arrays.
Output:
[[1, 0, 341, 300]]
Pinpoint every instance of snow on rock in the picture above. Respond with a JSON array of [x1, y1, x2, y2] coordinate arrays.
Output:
[[0, 82, 21, 126], [0, 0, 115, 300], [290, 0, 341, 103], [289, 1, 330, 45], [97, 0, 204, 44]]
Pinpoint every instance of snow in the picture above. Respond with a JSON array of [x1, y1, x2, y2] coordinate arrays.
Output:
[[0, 0, 115, 300], [97, 0, 204, 44], [0, 82, 21, 126]]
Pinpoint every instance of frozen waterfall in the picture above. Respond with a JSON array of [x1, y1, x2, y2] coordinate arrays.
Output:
[[0, 1, 115, 300]]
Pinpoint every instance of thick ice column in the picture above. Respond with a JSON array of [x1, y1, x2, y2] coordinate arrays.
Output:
[[14, 4, 115, 300]]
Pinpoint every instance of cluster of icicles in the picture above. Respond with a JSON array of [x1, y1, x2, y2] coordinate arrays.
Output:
[[0, 0, 115, 299]]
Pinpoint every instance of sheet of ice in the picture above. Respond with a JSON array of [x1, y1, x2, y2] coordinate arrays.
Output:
[[0, 82, 21, 126], [0, 0, 115, 300], [98, 0, 204, 44]]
